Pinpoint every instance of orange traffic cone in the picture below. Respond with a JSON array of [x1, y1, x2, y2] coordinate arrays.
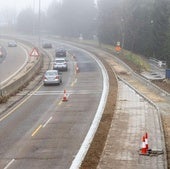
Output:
[[62, 90, 68, 102], [145, 132, 148, 151], [141, 136, 147, 154]]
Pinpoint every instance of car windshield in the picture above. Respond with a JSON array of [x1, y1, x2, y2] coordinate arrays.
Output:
[[46, 72, 57, 76], [57, 48, 65, 51], [55, 60, 65, 63]]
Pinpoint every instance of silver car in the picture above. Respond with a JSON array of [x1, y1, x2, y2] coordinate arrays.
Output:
[[53, 58, 68, 71], [8, 41, 17, 47], [43, 70, 62, 86]]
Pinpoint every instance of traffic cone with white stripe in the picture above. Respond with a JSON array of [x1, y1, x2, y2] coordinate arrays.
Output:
[[145, 132, 149, 151], [141, 136, 147, 154], [62, 89, 68, 102]]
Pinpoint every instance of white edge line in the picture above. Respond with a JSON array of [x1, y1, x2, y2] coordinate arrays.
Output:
[[43, 116, 53, 128], [4, 159, 15, 169], [69, 49, 109, 169]]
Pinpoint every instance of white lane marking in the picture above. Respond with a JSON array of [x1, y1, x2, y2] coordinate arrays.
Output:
[[4, 159, 15, 169], [43, 117, 53, 128], [71, 78, 77, 87]]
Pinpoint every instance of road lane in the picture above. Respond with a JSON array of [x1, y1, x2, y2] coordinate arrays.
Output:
[[0, 40, 28, 84], [0, 45, 104, 169]]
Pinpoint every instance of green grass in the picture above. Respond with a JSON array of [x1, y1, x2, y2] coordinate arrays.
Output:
[[87, 42, 150, 72], [123, 50, 150, 72]]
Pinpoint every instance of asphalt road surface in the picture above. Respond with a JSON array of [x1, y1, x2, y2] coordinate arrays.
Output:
[[1, 37, 167, 169], [0, 42, 104, 169], [0, 40, 28, 84]]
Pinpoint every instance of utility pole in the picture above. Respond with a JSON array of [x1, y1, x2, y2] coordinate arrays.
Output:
[[38, 0, 41, 48]]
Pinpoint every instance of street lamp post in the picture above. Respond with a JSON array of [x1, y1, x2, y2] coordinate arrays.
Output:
[[120, 18, 125, 49], [38, 0, 41, 48]]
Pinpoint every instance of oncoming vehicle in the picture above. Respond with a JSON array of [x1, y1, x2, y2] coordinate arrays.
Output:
[[43, 70, 62, 86], [55, 48, 67, 57], [8, 41, 17, 47], [53, 58, 68, 71]]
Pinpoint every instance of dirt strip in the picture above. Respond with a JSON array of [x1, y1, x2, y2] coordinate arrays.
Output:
[[80, 54, 118, 169]]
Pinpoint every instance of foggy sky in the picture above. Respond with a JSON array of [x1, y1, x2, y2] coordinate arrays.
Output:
[[0, 0, 55, 12], [0, 0, 97, 24], [0, 0, 57, 24]]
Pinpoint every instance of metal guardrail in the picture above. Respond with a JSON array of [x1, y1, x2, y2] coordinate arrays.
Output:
[[149, 57, 167, 68]]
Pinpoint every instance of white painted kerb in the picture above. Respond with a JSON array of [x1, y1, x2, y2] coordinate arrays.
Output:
[[69, 49, 109, 169]]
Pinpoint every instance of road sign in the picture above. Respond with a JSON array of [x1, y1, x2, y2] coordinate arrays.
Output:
[[117, 41, 120, 46], [30, 48, 39, 57]]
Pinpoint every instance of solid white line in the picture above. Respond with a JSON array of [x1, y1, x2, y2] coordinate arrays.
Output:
[[69, 48, 109, 169], [43, 117, 53, 128], [71, 78, 77, 87], [4, 159, 15, 169]]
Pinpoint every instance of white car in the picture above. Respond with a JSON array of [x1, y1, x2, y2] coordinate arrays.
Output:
[[53, 58, 68, 71]]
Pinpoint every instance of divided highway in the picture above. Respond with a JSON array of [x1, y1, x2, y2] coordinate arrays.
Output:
[[0, 37, 168, 169], [0, 39, 107, 169]]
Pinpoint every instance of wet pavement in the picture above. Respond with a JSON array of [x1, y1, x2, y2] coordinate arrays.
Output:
[[97, 80, 166, 169]]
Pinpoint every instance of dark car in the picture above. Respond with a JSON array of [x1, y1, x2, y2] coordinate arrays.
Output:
[[42, 42, 52, 48], [55, 48, 66, 57]]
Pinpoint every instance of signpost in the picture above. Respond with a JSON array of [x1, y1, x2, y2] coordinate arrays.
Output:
[[115, 41, 121, 53], [30, 48, 39, 59]]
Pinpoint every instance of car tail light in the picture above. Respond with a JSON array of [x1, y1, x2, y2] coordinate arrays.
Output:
[[55, 76, 59, 79], [44, 76, 47, 80]]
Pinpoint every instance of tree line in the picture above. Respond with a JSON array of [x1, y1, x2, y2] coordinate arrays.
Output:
[[16, 0, 97, 38], [16, 0, 170, 68], [97, 0, 170, 68]]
